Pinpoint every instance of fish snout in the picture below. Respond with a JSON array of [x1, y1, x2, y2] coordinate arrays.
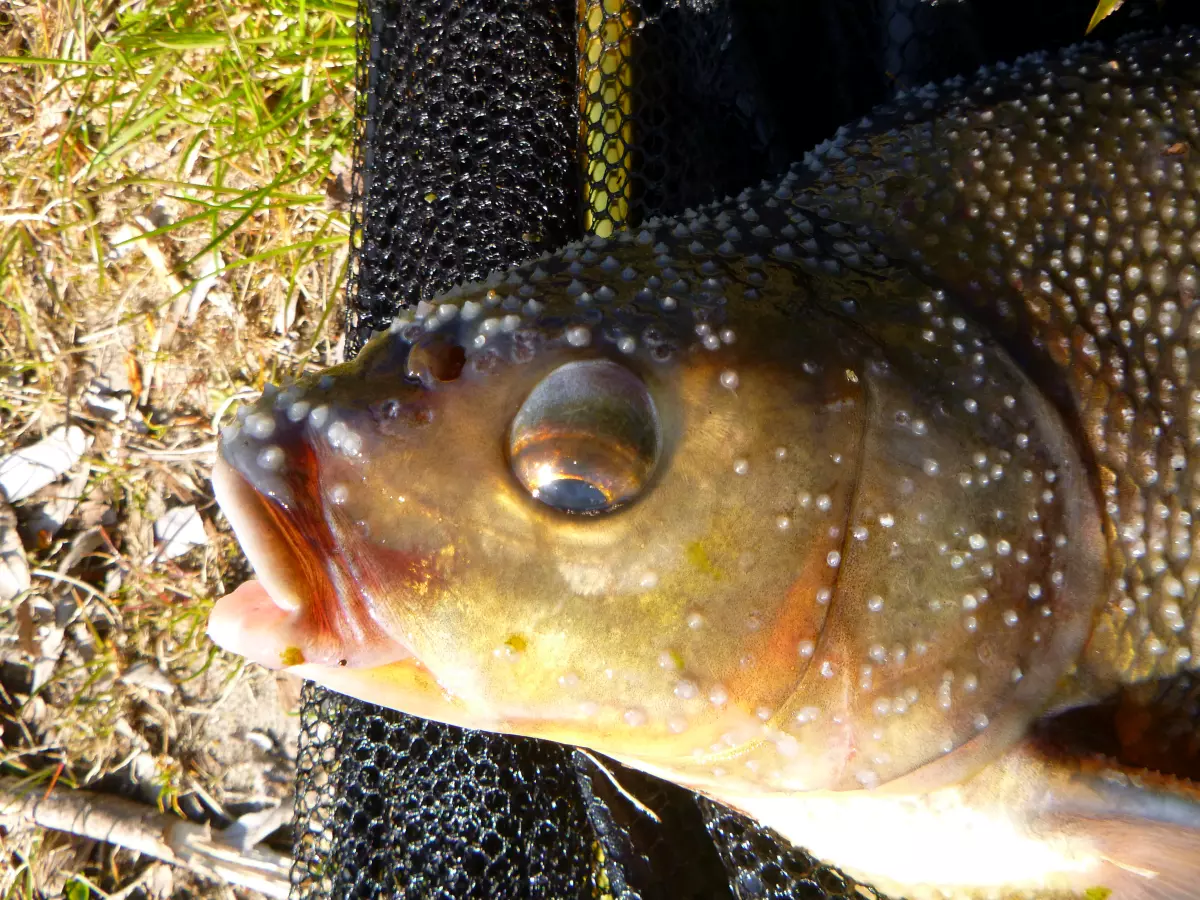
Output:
[[210, 393, 420, 672]]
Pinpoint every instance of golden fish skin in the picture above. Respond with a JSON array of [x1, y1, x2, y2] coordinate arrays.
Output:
[[209, 30, 1200, 899]]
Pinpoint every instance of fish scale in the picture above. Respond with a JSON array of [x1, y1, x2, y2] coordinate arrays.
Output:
[[212, 25, 1200, 900], [806, 29, 1200, 686]]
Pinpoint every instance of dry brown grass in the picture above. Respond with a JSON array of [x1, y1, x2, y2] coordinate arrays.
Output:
[[0, 0, 356, 894]]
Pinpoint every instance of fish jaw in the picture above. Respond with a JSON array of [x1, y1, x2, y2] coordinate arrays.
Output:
[[208, 453, 417, 672], [207, 580, 300, 669]]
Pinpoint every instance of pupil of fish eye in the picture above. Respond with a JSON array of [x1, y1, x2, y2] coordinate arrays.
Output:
[[532, 477, 610, 513], [509, 359, 660, 515]]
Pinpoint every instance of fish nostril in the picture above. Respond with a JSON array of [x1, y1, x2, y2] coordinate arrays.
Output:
[[408, 335, 467, 383], [508, 359, 659, 514]]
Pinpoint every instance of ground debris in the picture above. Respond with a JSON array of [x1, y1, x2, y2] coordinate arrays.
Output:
[[22, 466, 90, 545], [0, 0, 353, 891], [120, 661, 176, 696], [0, 426, 91, 505], [0, 499, 30, 604], [0, 776, 292, 898], [151, 505, 209, 562]]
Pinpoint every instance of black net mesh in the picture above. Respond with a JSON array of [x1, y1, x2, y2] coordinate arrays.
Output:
[[343, 0, 579, 356], [291, 1, 1198, 898], [699, 800, 859, 900], [575, 0, 777, 238], [293, 685, 591, 899]]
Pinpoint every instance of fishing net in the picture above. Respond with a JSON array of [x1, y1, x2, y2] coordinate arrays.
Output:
[[290, 1, 1197, 898]]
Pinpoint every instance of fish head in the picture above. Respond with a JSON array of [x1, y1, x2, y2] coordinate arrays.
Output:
[[210, 231, 1103, 797]]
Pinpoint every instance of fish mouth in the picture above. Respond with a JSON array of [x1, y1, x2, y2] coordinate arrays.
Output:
[[208, 455, 412, 671]]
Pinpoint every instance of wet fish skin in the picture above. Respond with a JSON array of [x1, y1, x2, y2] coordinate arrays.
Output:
[[213, 188, 1102, 793], [208, 29, 1200, 899], [806, 30, 1200, 689]]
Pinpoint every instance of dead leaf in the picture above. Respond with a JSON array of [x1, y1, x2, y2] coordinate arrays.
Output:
[[120, 661, 176, 696], [151, 505, 208, 561], [125, 351, 144, 401], [0, 425, 92, 504], [23, 467, 90, 544], [323, 169, 354, 212], [185, 249, 225, 325], [0, 499, 31, 604]]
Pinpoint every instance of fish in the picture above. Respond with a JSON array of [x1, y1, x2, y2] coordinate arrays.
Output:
[[209, 29, 1200, 900]]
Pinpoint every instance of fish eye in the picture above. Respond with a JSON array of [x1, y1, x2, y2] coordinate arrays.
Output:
[[508, 360, 660, 514]]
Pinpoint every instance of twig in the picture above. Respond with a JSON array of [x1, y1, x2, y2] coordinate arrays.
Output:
[[111, 218, 188, 407], [0, 776, 292, 899], [31, 566, 123, 628], [125, 441, 218, 460]]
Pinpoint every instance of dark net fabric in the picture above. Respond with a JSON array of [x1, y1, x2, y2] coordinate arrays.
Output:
[[293, 685, 591, 898], [573, 753, 732, 900], [699, 800, 859, 900], [343, 0, 579, 356], [292, 1, 1195, 899]]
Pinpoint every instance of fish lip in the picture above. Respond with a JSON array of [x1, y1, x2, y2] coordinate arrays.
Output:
[[211, 454, 414, 669], [212, 455, 307, 617]]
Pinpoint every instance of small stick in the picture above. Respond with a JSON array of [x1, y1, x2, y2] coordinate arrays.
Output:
[[0, 776, 292, 899], [111, 219, 188, 407]]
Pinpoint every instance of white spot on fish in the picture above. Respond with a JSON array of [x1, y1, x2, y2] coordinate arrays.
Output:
[[257, 446, 284, 471], [245, 413, 275, 440], [796, 707, 819, 725], [623, 708, 647, 727], [674, 680, 698, 699]]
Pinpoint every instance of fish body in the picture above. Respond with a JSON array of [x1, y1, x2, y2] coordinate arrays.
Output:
[[211, 30, 1200, 899]]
